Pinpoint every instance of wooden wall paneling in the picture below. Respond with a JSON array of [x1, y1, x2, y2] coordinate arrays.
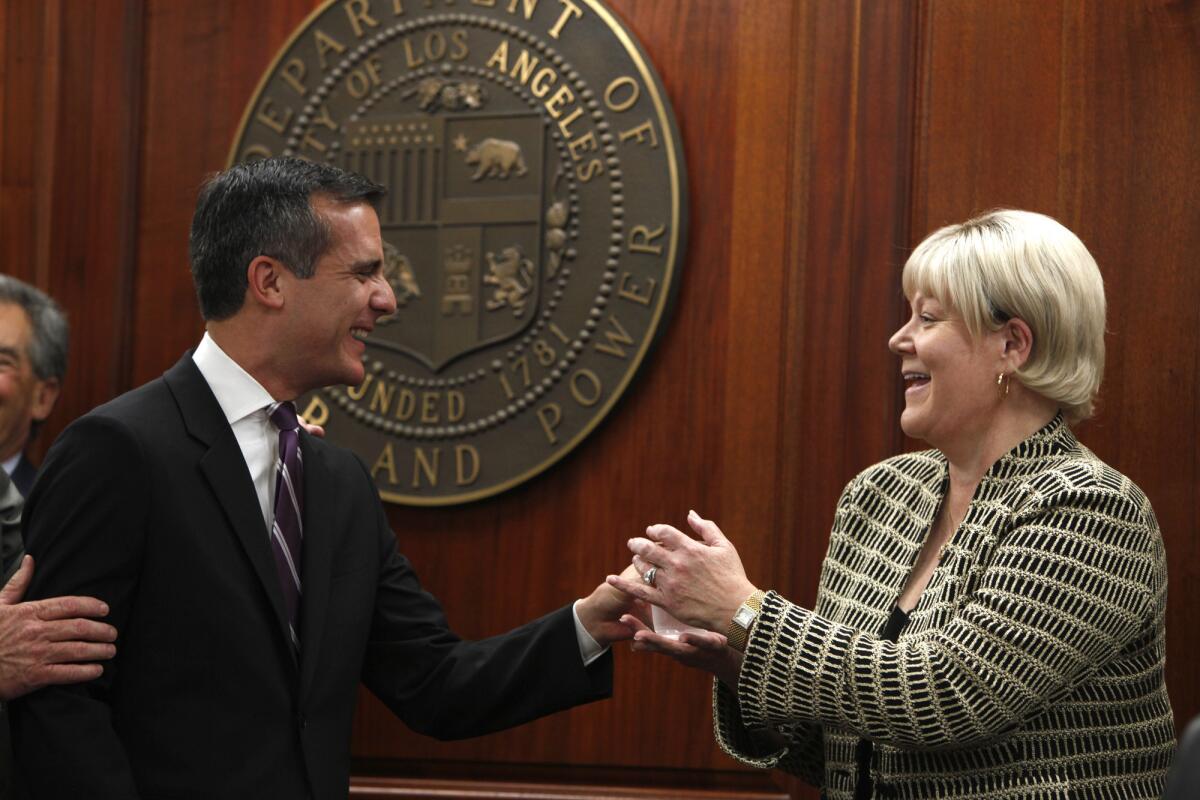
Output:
[[911, 0, 1200, 731], [780, 0, 916, 601], [349, 776, 789, 799], [910, 0, 1065, 233], [0, 0, 51, 287], [0, 0, 145, 463], [718, 0, 805, 638], [1054, 0, 1200, 732], [131, 0, 322, 386]]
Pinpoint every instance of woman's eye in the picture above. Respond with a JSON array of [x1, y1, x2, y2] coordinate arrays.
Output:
[[919, 314, 935, 324]]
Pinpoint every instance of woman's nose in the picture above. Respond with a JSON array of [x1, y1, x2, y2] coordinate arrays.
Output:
[[888, 318, 913, 355]]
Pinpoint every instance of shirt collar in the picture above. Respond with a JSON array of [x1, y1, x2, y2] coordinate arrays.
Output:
[[192, 331, 277, 426], [0, 454, 18, 477]]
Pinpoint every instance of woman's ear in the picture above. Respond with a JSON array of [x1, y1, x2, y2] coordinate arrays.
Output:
[[246, 256, 287, 310], [1001, 317, 1035, 370]]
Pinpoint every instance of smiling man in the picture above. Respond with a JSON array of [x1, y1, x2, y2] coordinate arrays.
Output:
[[12, 158, 638, 799]]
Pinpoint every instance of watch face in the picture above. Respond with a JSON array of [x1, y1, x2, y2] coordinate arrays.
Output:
[[733, 606, 756, 628]]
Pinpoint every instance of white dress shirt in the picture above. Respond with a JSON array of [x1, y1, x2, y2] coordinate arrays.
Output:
[[189, 332, 606, 664], [1, 454, 19, 478], [192, 332, 279, 531]]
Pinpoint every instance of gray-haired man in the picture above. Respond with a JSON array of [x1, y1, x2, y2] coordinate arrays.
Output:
[[0, 276, 69, 500]]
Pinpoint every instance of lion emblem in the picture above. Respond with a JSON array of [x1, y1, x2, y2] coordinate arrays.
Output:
[[484, 246, 534, 317]]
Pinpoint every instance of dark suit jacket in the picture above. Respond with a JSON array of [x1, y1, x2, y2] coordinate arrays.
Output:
[[11, 355, 611, 799]]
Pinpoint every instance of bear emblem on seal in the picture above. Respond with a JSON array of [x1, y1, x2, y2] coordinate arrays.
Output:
[[464, 138, 528, 181]]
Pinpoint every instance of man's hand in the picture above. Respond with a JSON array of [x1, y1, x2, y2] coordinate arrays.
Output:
[[575, 563, 649, 648], [299, 419, 324, 437], [0, 556, 118, 701]]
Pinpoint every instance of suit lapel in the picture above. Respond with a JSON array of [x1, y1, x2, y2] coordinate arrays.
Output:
[[164, 355, 299, 674], [298, 434, 336, 698]]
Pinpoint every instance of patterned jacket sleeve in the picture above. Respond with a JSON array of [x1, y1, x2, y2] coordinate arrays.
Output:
[[711, 475, 866, 780], [713, 680, 824, 781], [732, 479, 1165, 751]]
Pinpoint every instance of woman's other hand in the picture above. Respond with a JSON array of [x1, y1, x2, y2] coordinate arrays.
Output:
[[621, 613, 742, 688]]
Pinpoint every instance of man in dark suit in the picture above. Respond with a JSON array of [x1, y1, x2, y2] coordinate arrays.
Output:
[[12, 158, 639, 798], [0, 276, 68, 501]]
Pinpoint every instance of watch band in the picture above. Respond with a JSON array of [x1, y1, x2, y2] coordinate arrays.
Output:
[[726, 589, 767, 652]]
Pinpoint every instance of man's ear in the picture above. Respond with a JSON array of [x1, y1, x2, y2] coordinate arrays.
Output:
[[246, 256, 288, 310], [30, 377, 60, 423], [1001, 317, 1035, 371]]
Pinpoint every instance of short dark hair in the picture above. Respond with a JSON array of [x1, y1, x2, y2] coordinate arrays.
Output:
[[188, 157, 385, 320], [0, 275, 68, 382]]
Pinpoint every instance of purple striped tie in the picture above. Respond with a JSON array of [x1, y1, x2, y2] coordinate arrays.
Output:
[[268, 401, 304, 650]]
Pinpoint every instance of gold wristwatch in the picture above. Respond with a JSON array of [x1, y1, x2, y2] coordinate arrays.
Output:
[[726, 590, 767, 652]]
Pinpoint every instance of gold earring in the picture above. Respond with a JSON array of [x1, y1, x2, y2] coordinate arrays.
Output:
[[996, 372, 1010, 398]]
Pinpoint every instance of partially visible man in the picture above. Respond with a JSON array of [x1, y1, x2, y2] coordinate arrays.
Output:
[[13, 158, 640, 799], [0, 276, 67, 502], [0, 278, 115, 795]]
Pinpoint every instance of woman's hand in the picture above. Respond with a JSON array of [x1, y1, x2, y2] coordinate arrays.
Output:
[[621, 613, 743, 688], [607, 510, 758, 633]]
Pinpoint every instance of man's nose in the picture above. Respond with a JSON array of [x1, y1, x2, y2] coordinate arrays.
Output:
[[373, 275, 397, 315]]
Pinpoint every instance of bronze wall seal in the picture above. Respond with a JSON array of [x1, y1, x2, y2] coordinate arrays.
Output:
[[230, 0, 687, 505]]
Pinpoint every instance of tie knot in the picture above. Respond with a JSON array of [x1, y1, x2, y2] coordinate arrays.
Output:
[[269, 401, 300, 432]]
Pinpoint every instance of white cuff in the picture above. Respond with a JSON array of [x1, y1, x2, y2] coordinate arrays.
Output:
[[572, 599, 609, 666]]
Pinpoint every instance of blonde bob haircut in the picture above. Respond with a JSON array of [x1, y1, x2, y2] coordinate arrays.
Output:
[[902, 209, 1106, 424]]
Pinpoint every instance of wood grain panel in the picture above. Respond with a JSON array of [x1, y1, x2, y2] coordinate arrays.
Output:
[[0, 0, 144, 463], [780, 0, 916, 607], [0, 0, 48, 287], [131, 0, 321, 386], [350, 776, 788, 799], [912, 0, 1200, 733], [911, 0, 1065, 230]]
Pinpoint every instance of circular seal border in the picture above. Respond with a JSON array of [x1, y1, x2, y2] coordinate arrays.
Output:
[[228, 0, 688, 506]]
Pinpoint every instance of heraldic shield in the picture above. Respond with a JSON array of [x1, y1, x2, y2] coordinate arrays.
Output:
[[341, 113, 545, 371]]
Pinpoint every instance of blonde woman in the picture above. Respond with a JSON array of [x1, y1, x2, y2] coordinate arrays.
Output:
[[611, 210, 1175, 799]]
